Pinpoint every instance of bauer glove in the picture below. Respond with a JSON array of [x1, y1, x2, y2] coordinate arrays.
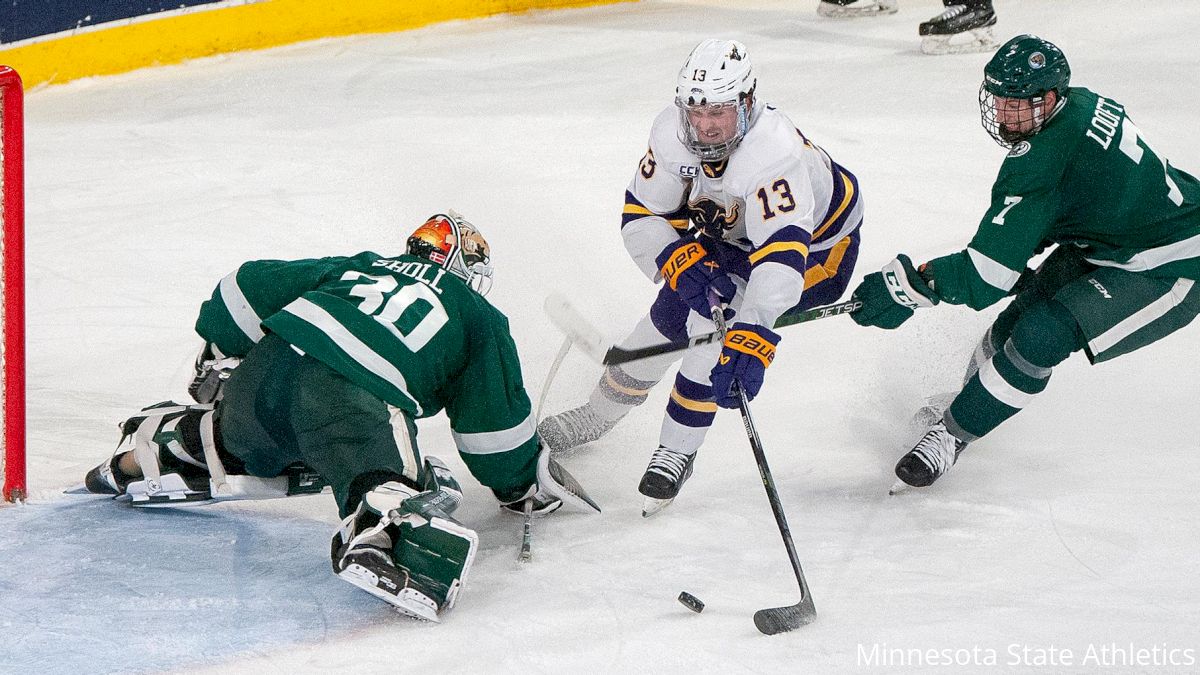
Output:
[[656, 236, 736, 317], [850, 254, 939, 330], [710, 322, 780, 408]]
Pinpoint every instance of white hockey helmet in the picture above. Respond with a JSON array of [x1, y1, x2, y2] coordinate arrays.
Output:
[[406, 210, 493, 295], [675, 39, 757, 161]]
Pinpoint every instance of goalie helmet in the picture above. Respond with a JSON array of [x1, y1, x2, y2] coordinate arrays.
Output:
[[978, 34, 1071, 147], [406, 211, 493, 295], [675, 39, 758, 161]]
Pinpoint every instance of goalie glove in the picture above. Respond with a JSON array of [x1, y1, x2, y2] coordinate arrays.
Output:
[[655, 236, 736, 317], [709, 322, 780, 408], [850, 254, 940, 330], [497, 446, 602, 515], [188, 342, 242, 404]]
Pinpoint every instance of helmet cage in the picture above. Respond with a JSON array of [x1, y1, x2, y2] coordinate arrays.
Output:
[[675, 93, 755, 161], [978, 85, 1066, 148], [406, 212, 494, 295]]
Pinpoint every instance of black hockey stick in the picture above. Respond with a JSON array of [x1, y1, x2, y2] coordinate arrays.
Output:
[[601, 299, 861, 366], [710, 301, 817, 634]]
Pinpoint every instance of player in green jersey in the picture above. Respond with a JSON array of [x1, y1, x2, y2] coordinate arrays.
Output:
[[78, 212, 598, 621], [849, 35, 1200, 491]]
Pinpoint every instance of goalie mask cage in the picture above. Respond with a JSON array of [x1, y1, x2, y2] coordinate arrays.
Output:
[[1, 66, 25, 503]]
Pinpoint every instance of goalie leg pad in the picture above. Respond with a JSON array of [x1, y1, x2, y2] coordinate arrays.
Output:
[[334, 481, 479, 620]]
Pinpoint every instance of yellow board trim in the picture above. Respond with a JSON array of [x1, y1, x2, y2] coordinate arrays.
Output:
[[749, 240, 809, 266], [670, 389, 717, 414], [812, 172, 854, 241], [1, 0, 634, 89]]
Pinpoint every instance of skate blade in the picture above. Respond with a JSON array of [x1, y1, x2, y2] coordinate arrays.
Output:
[[641, 496, 675, 518], [338, 565, 440, 623], [920, 29, 999, 55], [888, 480, 912, 496], [64, 483, 109, 496], [818, 3, 898, 18]]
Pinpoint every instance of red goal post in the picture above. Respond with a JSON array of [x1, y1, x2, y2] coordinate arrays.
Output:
[[1, 66, 25, 503]]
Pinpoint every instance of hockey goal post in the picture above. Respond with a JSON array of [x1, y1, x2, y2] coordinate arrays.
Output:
[[1, 66, 25, 503]]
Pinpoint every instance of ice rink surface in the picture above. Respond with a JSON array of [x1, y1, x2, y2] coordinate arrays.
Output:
[[4, 1, 1200, 672]]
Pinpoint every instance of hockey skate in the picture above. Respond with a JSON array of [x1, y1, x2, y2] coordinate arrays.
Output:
[[81, 453, 137, 496], [333, 480, 479, 622], [73, 451, 215, 504], [639, 446, 696, 517], [70, 402, 217, 505], [919, 4, 998, 55], [817, 0, 898, 18], [70, 401, 329, 505], [335, 528, 442, 622], [537, 403, 618, 454], [890, 422, 968, 493]]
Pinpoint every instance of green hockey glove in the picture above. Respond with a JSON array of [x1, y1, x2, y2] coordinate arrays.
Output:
[[850, 254, 940, 329]]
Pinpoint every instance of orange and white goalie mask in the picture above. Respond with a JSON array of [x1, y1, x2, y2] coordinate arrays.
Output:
[[406, 211, 494, 295]]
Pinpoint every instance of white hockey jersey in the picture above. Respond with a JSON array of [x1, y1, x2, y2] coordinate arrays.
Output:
[[621, 104, 863, 328]]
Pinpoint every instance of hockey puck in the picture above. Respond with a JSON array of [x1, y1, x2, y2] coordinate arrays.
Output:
[[677, 591, 704, 613]]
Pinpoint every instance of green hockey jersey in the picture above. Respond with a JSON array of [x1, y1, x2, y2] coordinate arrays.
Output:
[[194, 252, 537, 464], [928, 86, 1200, 309]]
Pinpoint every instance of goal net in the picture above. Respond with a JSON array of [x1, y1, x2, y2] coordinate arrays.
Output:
[[1, 66, 25, 503]]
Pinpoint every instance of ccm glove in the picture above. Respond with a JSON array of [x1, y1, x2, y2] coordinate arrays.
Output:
[[710, 322, 780, 408], [850, 254, 939, 330], [656, 237, 736, 317]]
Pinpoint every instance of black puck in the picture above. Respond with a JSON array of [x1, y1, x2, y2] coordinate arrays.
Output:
[[677, 591, 705, 613]]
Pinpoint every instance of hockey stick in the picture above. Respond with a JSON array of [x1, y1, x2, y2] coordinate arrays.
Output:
[[710, 300, 817, 634], [543, 293, 860, 367], [519, 335, 575, 563]]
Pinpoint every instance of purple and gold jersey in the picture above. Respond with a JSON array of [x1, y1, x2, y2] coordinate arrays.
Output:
[[621, 104, 863, 327]]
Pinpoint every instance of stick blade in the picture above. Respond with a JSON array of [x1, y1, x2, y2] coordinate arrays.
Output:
[[537, 450, 601, 513], [543, 293, 610, 363], [753, 594, 817, 634]]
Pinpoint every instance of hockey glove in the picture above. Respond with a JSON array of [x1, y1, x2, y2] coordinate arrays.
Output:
[[850, 254, 939, 330], [656, 237, 736, 317], [710, 322, 780, 408]]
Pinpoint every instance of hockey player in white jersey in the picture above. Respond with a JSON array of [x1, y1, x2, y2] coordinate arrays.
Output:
[[539, 40, 864, 515]]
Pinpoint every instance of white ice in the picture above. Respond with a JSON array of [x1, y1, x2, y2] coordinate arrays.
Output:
[[4, 1, 1200, 673]]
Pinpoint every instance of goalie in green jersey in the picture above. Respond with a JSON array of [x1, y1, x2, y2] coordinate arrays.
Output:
[[849, 34, 1200, 491], [78, 211, 598, 622]]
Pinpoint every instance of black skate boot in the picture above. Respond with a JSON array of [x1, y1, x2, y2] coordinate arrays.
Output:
[[891, 422, 968, 492], [82, 452, 138, 495], [639, 446, 696, 517], [919, 3, 998, 55]]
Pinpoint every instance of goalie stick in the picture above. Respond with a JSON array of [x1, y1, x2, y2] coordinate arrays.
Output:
[[519, 336, 576, 563], [709, 298, 817, 634], [543, 293, 860, 366]]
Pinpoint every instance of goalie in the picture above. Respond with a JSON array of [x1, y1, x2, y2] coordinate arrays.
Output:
[[78, 212, 596, 622]]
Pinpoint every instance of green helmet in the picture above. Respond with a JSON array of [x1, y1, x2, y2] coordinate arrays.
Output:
[[979, 35, 1071, 147], [983, 34, 1070, 99]]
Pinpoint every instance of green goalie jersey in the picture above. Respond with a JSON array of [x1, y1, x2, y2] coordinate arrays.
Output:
[[194, 251, 537, 461], [928, 86, 1200, 309]]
